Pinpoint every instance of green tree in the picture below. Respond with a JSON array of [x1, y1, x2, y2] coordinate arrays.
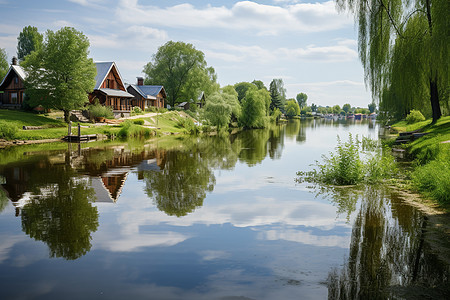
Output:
[[252, 80, 267, 90], [23, 27, 96, 122], [203, 92, 233, 128], [296, 92, 308, 108], [343, 103, 351, 114], [222, 85, 238, 98], [269, 79, 286, 112], [285, 99, 301, 118], [240, 89, 268, 128], [332, 105, 341, 115], [368, 102, 376, 113], [17, 26, 43, 61], [0, 48, 8, 80], [143, 41, 214, 107], [337, 0, 448, 122], [181, 66, 219, 104], [21, 177, 98, 260], [234, 82, 256, 102], [311, 103, 317, 112]]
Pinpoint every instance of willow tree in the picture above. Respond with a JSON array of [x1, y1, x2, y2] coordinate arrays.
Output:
[[336, 0, 448, 122]]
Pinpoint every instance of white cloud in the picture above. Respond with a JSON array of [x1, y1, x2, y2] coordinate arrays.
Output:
[[68, 0, 104, 7], [277, 44, 357, 62], [124, 25, 168, 40], [115, 1, 352, 34]]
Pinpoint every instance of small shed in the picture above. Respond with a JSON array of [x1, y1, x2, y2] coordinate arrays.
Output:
[[177, 102, 190, 110]]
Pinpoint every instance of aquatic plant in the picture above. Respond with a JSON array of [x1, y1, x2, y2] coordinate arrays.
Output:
[[297, 134, 398, 185]]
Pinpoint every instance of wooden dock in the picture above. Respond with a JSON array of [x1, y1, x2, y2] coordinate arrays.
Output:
[[63, 121, 97, 142]]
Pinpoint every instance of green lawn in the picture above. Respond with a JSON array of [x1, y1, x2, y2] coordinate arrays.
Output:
[[0, 109, 66, 128], [143, 111, 187, 134]]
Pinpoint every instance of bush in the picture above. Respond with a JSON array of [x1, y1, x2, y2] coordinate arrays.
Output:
[[118, 120, 151, 138], [133, 119, 145, 125], [88, 101, 114, 119], [297, 134, 398, 185], [0, 121, 18, 139], [406, 109, 425, 124], [132, 106, 143, 114]]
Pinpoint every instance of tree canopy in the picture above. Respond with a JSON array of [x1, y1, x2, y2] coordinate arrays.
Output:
[[23, 27, 96, 122], [336, 0, 449, 122], [143, 41, 217, 107], [296, 92, 308, 108], [269, 79, 286, 112], [234, 81, 257, 102], [17, 26, 43, 62], [0, 48, 8, 80], [343, 103, 351, 113], [240, 89, 269, 128], [285, 99, 301, 118], [203, 92, 235, 128]]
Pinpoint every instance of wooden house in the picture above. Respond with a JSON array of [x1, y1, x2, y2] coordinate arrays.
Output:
[[197, 91, 206, 108], [0, 58, 27, 109], [127, 77, 166, 110], [89, 62, 134, 117]]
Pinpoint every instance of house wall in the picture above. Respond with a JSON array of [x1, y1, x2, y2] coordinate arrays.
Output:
[[0, 72, 25, 107]]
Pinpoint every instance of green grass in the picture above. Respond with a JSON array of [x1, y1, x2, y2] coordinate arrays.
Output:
[[0, 109, 66, 128], [143, 111, 188, 134]]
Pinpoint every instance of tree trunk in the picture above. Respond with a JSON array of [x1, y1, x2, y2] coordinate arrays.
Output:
[[429, 77, 441, 124], [64, 110, 70, 123]]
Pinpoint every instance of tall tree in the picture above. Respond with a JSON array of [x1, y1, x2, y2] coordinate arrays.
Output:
[[336, 0, 448, 122], [23, 27, 96, 122], [17, 26, 43, 61], [269, 79, 286, 112], [252, 80, 267, 90], [343, 103, 351, 113], [368, 102, 376, 114], [240, 89, 268, 128], [296, 92, 308, 108], [143, 41, 213, 107], [234, 81, 256, 102], [0, 48, 8, 80]]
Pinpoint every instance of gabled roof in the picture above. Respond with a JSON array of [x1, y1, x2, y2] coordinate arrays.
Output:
[[94, 61, 126, 90], [128, 84, 165, 100], [0, 65, 27, 89], [197, 91, 205, 101]]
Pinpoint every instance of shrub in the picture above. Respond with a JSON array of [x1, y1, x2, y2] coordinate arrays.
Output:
[[132, 106, 143, 114], [297, 134, 398, 185], [0, 121, 18, 139], [133, 119, 145, 125], [88, 101, 114, 119], [405, 109, 425, 124], [117, 120, 151, 138]]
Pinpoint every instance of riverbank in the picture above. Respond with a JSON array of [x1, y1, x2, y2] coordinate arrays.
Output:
[[0, 109, 197, 147], [390, 116, 450, 210]]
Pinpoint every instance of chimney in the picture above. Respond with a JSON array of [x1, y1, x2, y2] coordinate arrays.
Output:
[[137, 77, 144, 86], [12, 56, 17, 65]]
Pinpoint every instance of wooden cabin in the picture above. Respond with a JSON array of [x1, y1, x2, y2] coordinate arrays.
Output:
[[89, 62, 134, 118], [127, 77, 166, 110], [0, 58, 27, 109], [196, 91, 206, 108], [177, 102, 190, 110]]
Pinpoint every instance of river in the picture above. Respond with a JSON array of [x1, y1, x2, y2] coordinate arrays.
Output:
[[0, 119, 448, 299]]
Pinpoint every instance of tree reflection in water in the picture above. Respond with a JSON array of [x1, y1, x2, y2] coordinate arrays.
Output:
[[326, 186, 449, 299], [21, 172, 98, 260]]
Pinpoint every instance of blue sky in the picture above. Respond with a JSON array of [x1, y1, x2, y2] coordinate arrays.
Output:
[[0, 0, 372, 107]]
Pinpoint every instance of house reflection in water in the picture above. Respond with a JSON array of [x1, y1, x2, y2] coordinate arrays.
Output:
[[0, 143, 167, 211]]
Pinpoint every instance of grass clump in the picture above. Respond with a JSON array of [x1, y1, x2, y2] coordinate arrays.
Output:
[[412, 147, 450, 205], [0, 121, 18, 139], [133, 119, 145, 125], [117, 120, 151, 138], [297, 134, 397, 185]]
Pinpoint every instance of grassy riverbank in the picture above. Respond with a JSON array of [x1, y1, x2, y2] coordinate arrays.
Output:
[[391, 116, 450, 208], [0, 109, 194, 143]]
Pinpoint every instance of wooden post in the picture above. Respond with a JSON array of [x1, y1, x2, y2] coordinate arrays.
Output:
[[78, 123, 81, 137], [68, 121, 72, 136]]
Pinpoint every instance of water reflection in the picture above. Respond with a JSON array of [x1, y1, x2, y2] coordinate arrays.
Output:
[[325, 186, 449, 299]]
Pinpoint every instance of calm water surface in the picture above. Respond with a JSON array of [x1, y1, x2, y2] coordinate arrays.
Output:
[[0, 119, 448, 299]]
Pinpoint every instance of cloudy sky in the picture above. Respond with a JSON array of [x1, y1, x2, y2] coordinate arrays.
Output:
[[0, 0, 372, 107]]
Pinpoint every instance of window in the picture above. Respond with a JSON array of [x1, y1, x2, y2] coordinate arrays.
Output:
[[10, 92, 18, 104], [14, 77, 18, 84], [106, 79, 110, 88]]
